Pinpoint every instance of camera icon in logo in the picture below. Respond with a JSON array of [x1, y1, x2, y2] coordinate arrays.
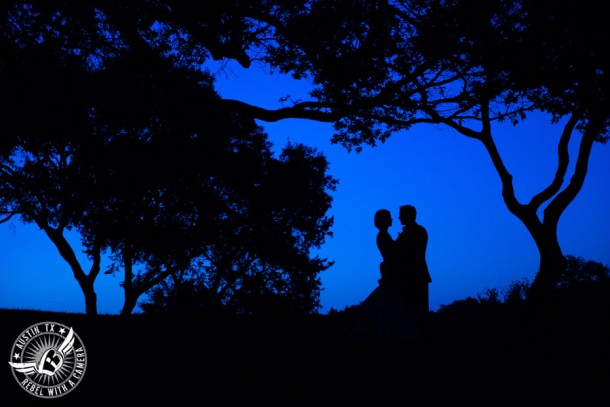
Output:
[[39, 348, 64, 376]]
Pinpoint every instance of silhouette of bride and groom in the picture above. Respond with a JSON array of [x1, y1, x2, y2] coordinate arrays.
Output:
[[351, 204, 432, 342]]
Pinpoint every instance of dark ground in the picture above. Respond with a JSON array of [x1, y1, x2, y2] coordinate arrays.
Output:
[[2, 292, 609, 406]]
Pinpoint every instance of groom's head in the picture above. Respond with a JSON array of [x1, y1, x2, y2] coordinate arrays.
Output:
[[399, 205, 416, 225]]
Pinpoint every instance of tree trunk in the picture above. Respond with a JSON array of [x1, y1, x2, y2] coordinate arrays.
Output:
[[528, 226, 565, 304], [120, 293, 139, 316], [120, 248, 136, 316], [119, 251, 176, 315], [476, 110, 596, 306], [42, 225, 100, 315], [82, 283, 98, 316]]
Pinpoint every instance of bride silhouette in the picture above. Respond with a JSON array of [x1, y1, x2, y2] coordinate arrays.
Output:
[[350, 209, 423, 342]]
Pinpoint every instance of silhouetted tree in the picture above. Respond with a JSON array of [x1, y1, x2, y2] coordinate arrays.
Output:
[[503, 278, 531, 305], [0, 1, 336, 315], [474, 255, 608, 306], [0, 48, 221, 315], [223, 0, 610, 303], [139, 142, 336, 316], [0, 2, 109, 314], [0, 138, 107, 314], [559, 255, 610, 289], [71, 47, 258, 316], [106, 136, 335, 316]]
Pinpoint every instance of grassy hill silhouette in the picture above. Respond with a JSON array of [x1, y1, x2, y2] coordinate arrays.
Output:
[[2, 281, 609, 405]]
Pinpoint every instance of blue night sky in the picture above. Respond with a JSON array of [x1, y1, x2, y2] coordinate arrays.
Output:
[[1, 60, 610, 315]]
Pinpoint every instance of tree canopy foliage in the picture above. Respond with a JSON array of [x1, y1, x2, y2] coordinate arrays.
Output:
[[242, 0, 610, 301], [0, 0, 337, 315], [1, 0, 608, 313]]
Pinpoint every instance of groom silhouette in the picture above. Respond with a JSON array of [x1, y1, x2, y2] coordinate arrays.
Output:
[[395, 204, 431, 331]]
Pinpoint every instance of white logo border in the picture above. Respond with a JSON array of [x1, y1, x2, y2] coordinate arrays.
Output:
[[7, 320, 87, 399]]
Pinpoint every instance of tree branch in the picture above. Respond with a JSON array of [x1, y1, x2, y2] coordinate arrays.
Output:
[[42, 224, 88, 283], [0, 211, 18, 224], [478, 99, 529, 219], [421, 104, 482, 140], [87, 244, 102, 284], [544, 118, 597, 226], [221, 98, 339, 122], [528, 114, 579, 210], [135, 264, 178, 296]]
